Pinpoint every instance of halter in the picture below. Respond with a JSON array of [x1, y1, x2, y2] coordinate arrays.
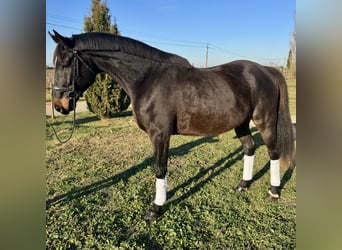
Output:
[[48, 50, 95, 144]]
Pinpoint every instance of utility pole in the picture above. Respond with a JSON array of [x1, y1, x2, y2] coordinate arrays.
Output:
[[49, 74, 55, 119], [205, 43, 209, 68]]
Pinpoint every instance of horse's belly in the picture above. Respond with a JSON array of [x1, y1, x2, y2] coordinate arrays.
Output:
[[176, 111, 242, 136], [174, 78, 251, 136]]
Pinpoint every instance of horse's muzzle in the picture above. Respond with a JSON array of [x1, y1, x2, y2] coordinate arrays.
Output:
[[54, 105, 70, 115], [53, 97, 75, 115]]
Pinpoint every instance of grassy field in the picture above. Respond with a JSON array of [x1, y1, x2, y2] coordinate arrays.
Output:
[[286, 79, 296, 118], [46, 80, 296, 249]]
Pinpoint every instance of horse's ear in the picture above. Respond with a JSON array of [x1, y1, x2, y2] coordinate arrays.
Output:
[[49, 30, 74, 48], [48, 30, 58, 43]]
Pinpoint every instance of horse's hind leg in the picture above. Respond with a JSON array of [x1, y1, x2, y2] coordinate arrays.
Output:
[[234, 120, 256, 191], [253, 118, 281, 201]]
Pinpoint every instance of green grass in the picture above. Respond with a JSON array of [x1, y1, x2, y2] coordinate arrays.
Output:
[[46, 112, 296, 248], [286, 79, 296, 118]]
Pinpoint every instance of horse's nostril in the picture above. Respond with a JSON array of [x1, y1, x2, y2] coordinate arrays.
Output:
[[54, 104, 70, 115], [55, 106, 62, 113]]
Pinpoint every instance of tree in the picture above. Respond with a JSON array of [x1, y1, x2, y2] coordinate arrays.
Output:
[[83, 0, 130, 119], [287, 16, 296, 78], [84, 0, 119, 34]]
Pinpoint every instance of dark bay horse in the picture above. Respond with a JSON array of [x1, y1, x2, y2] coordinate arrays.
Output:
[[49, 30, 295, 221]]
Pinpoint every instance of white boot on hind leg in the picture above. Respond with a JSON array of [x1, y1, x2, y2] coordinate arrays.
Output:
[[268, 159, 280, 200]]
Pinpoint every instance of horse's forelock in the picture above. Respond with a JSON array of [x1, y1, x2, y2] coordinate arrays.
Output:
[[53, 44, 73, 66]]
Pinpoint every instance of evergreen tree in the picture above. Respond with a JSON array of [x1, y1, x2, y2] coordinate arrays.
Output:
[[83, 0, 130, 119]]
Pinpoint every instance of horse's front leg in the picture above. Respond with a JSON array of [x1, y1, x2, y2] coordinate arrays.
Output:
[[144, 130, 170, 221]]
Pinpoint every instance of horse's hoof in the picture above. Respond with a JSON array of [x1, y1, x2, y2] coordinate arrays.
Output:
[[144, 203, 163, 222], [234, 180, 251, 192], [265, 188, 280, 202], [235, 186, 247, 192], [144, 210, 159, 222], [265, 192, 280, 202]]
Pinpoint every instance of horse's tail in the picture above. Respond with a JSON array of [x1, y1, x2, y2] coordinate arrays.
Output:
[[272, 69, 296, 169]]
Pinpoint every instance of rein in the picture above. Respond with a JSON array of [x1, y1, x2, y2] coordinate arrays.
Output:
[[47, 98, 77, 144], [47, 50, 94, 144]]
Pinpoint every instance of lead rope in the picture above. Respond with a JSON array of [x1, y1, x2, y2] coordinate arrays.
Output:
[[46, 56, 79, 144], [46, 98, 77, 144]]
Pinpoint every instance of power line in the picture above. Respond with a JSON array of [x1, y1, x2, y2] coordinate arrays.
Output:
[[120, 29, 207, 46], [46, 18, 285, 64], [140, 40, 206, 48], [46, 22, 83, 32], [46, 23, 205, 49], [46, 12, 208, 46], [47, 13, 83, 24], [209, 44, 284, 62]]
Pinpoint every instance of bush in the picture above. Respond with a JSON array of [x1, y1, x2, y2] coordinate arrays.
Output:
[[84, 73, 130, 119]]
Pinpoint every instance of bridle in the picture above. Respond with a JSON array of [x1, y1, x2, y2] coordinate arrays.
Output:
[[53, 50, 95, 99], [48, 49, 95, 144]]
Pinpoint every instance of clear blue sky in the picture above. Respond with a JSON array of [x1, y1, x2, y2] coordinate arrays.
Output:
[[46, 0, 295, 68]]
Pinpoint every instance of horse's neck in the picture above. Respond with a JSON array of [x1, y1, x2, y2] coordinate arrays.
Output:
[[90, 52, 155, 98]]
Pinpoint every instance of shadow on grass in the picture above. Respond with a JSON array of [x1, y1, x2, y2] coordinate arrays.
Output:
[[231, 128, 296, 195], [75, 110, 133, 126], [46, 111, 134, 142], [247, 126, 296, 194], [167, 146, 244, 207], [46, 114, 99, 126], [46, 110, 133, 127], [46, 136, 219, 209], [47, 127, 296, 209], [249, 161, 295, 196], [165, 129, 264, 208]]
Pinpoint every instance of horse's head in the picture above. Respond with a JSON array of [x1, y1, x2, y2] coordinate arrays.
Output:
[[49, 30, 96, 114]]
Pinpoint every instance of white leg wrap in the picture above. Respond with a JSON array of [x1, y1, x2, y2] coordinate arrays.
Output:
[[154, 177, 167, 206], [242, 155, 254, 181], [270, 159, 280, 186]]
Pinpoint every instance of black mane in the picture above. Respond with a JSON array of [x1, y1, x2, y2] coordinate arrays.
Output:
[[72, 32, 191, 67]]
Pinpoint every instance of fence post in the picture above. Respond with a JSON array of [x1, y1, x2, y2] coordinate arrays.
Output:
[[50, 80, 54, 119]]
